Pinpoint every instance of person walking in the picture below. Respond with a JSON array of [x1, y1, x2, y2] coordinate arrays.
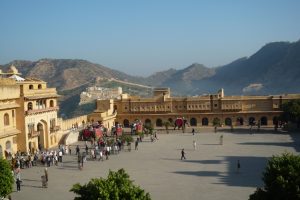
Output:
[[237, 160, 241, 173], [192, 128, 195, 135], [193, 140, 196, 150], [181, 149, 186, 160]]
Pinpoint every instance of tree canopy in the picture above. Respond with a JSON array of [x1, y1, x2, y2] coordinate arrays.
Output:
[[280, 99, 300, 127], [0, 158, 14, 198], [249, 152, 300, 200], [70, 168, 151, 200]]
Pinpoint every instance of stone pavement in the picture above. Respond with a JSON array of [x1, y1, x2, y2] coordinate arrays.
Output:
[[10, 127, 300, 200]]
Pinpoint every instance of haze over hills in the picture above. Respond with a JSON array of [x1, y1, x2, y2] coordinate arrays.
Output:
[[1, 39, 300, 118]]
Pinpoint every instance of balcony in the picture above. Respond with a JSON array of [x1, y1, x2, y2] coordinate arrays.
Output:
[[28, 131, 40, 138], [26, 106, 59, 115], [50, 125, 60, 133], [24, 88, 57, 96]]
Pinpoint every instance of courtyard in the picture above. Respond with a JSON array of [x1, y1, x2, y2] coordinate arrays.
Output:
[[10, 127, 300, 200]]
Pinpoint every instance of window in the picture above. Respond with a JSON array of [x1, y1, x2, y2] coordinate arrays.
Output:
[[28, 102, 33, 110], [50, 100, 54, 107], [214, 104, 218, 107], [4, 113, 9, 126], [28, 123, 34, 136], [50, 118, 56, 132], [29, 85, 34, 90], [38, 84, 42, 89]]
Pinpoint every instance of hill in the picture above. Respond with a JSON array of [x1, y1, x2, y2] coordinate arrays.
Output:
[[1, 39, 300, 118]]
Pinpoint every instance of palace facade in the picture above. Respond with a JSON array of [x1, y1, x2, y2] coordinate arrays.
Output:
[[0, 66, 60, 156], [92, 88, 300, 128]]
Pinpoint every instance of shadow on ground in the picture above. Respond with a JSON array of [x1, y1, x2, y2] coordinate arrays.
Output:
[[173, 156, 267, 188]]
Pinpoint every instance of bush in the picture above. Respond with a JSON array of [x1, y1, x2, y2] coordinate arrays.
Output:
[[70, 168, 151, 200], [249, 152, 300, 200], [0, 158, 14, 198]]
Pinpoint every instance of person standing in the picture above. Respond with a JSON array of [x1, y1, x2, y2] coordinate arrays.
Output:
[[181, 149, 186, 160], [192, 128, 195, 135], [16, 177, 21, 192], [135, 139, 139, 150], [237, 160, 241, 173], [193, 140, 196, 150], [220, 135, 223, 145], [76, 145, 80, 155], [44, 167, 48, 182]]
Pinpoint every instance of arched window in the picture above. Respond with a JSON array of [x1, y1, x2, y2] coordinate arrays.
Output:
[[50, 100, 54, 107], [145, 119, 151, 126], [190, 118, 197, 126], [261, 116, 268, 126], [225, 118, 232, 126], [202, 117, 209, 126], [237, 117, 244, 125], [28, 102, 33, 110], [38, 84, 42, 89], [29, 85, 34, 90], [249, 117, 256, 125], [123, 119, 130, 128], [5, 141, 11, 152], [4, 113, 9, 126], [156, 118, 163, 127]]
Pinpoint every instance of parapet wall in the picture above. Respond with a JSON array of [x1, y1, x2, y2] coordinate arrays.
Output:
[[58, 115, 88, 131]]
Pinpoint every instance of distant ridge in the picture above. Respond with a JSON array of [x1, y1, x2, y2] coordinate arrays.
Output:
[[1, 39, 300, 118]]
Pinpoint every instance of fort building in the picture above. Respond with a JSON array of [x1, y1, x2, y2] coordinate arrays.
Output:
[[92, 88, 300, 128], [0, 66, 60, 155]]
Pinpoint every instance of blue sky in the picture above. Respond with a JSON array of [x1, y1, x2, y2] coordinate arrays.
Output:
[[0, 0, 299, 76]]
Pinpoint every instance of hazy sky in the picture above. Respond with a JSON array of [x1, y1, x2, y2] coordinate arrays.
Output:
[[1, 1, 299, 76]]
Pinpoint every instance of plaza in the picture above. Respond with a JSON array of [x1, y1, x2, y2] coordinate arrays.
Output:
[[10, 127, 300, 200]]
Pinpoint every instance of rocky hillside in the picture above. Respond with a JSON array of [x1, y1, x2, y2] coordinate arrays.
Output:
[[155, 40, 300, 95]]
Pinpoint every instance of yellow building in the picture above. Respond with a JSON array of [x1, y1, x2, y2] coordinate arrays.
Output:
[[106, 88, 300, 128], [88, 99, 117, 130], [0, 65, 60, 154], [0, 77, 21, 158]]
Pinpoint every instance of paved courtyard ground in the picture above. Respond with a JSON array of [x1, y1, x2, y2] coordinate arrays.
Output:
[[11, 127, 300, 200]]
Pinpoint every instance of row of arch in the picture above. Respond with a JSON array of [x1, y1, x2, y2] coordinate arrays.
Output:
[[29, 84, 42, 90], [27, 99, 55, 111], [122, 116, 274, 127]]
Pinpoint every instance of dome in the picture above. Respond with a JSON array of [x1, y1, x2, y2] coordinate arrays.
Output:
[[8, 65, 21, 75]]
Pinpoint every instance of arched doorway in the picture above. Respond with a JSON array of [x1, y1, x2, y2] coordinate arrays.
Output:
[[156, 118, 163, 127], [225, 118, 232, 126], [236, 117, 244, 125], [273, 116, 279, 125], [190, 118, 197, 126], [261, 116, 268, 126], [123, 119, 130, 128], [5, 141, 11, 152], [202, 117, 209, 126], [249, 117, 256, 125], [145, 119, 151, 126], [37, 123, 44, 150]]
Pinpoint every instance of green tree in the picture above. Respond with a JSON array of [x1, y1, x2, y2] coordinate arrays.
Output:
[[70, 168, 151, 200], [0, 158, 14, 198], [163, 121, 171, 134], [280, 99, 300, 128], [249, 152, 300, 200]]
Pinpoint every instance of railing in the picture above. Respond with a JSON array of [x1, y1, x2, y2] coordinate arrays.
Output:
[[26, 106, 59, 115], [29, 131, 40, 138], [23, 88, 57, 96]]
